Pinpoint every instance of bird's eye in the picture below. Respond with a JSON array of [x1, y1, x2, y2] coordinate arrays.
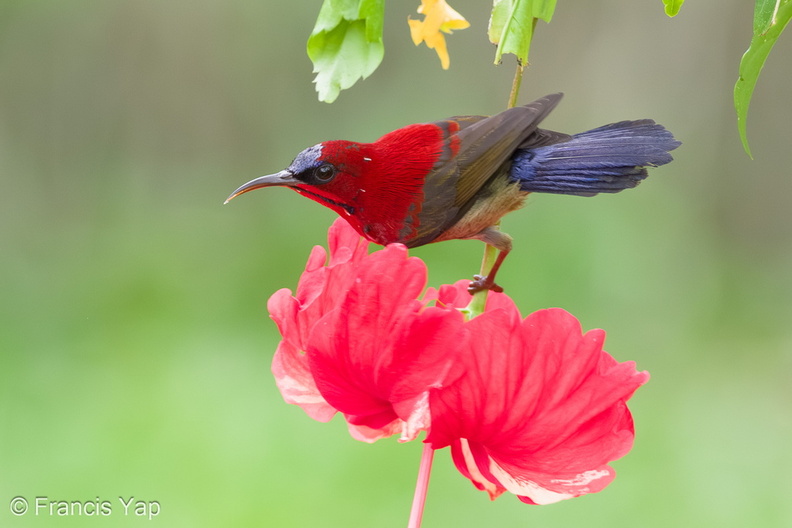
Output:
[[313, 163, 336, 183]]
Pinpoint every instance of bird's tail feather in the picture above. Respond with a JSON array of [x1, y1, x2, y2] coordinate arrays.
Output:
[[510, 120, 680, 196]]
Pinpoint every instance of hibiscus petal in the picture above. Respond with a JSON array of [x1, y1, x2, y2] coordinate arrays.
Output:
[[428, 280, 522, 318], [271, 340, 336, 422], [327, 217, 369, 266], [490, 459, 613, 505], [307, 244, 466, 439], [450, 439, 506, 500], [294, 244, 329, 308], [399, 391, 432, 443], [268, 219, 376, 421], [269, 219, 372, 352], [347, 419, 404, 443], [429, 306, 648, 502], [267, 288, 301, 348]]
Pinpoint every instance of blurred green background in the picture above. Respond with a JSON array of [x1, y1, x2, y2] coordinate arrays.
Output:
[[2, 1, 791, 526]]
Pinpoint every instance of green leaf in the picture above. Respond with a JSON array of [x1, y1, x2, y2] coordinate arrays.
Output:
[[307, 0, 384, 103], [734, 0, 792, 157], [662, 0, 685, 17], [754, 0, 781, 34], [488, 0, 557, 64]]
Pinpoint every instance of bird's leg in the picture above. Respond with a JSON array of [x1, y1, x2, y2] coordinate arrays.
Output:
[[468, 249, 510, 294], [467, 227, 513, 294]]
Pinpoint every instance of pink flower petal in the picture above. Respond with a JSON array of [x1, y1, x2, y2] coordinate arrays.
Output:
[[307, 244, 467, 438], [271, 340, 336, 422], [268, 288, 302, 349], [451, 439, 506, 500], [347, 417, 404, 443], [426, 279, 522, 317], [327, 216, 369, 266], [267, 219, 372, 420], [429, 306, 648, 503]]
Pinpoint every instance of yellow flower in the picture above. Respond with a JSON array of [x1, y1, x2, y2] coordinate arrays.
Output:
[[408, 0, 470, 69]]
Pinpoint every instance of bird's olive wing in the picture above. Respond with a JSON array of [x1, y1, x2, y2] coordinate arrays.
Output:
[[450, 94, 565, 207], [408, 93, 565, 246]]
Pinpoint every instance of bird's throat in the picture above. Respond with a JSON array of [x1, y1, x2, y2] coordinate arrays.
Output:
[[294, 187, 355, 216]]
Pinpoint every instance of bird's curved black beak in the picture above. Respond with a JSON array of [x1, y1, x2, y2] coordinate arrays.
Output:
[[224, 170, 299, 204]]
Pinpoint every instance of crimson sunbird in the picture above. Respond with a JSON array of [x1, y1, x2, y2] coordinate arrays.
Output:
[[225, 94, 680, 292]]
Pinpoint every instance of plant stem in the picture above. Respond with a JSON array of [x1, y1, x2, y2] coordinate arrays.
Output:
[[465, 243, 499, 318], [407, 443, 435, 528], [507, 61, 525, 109], [465, 60, 527, 319]]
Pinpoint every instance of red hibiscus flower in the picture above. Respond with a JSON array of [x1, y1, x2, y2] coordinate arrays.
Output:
[[266, 218, 649, 519], [427, 284, 650, 504], [268, 219, 467, 442]]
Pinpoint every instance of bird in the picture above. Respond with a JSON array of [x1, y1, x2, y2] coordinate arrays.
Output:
[[225, 93, 680, 293]]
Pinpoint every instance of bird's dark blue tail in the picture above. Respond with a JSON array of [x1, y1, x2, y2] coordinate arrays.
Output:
[[510, 120, 680, 196]]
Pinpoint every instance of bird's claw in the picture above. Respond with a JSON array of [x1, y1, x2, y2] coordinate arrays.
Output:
[[467, 275, 504, 294]]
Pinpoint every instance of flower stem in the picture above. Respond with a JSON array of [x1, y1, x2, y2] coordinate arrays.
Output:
[[407, 443, 435, 528], [465, 61, 527, 320], [507, 61, 525, 109], [465, 242, 499, 318]]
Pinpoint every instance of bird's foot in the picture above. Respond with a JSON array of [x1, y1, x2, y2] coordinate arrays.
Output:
[[467, 275, 504, 295]]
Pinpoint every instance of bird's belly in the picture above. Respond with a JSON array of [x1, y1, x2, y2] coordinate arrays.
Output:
[[432, 178, 528, 243]]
